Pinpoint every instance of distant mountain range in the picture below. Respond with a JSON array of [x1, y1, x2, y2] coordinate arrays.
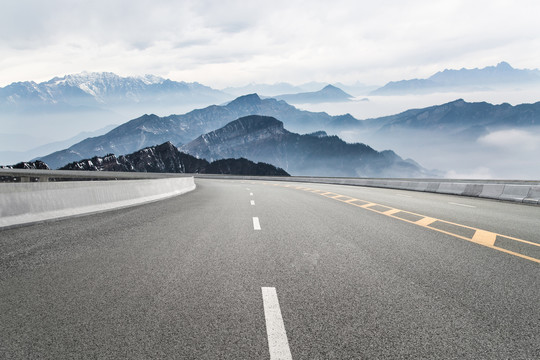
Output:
[[6, 62, 538, 159], [36, 91, 540, 170], [224, 81, 376, 97], [0, 72, 228, 109], [0, 72, 234, 153], [37, 93, 362, 168], [371, 62, 540, 95], [362, 98, 540, 138], [223, 83, 306, 97], [59, 141, 289, 176], [0, 124, 117, 166], [273, 85, 353, 104], [181, 115, 429, 177]]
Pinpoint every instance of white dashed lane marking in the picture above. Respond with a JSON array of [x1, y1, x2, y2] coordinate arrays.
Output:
[[253, 217, 261, 230], [449, 202, 476, 208], [251, 200, 255, 206], [261, 287, 293, 360]]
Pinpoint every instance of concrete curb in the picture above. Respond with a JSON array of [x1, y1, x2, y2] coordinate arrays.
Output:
[[0, 177, 195, 228]]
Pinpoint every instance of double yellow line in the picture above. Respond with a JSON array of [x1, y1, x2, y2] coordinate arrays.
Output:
[[266, 183, 540, 264]]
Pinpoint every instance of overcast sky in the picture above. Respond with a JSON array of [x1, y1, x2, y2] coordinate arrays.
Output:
[[1, 0, 539, 88]]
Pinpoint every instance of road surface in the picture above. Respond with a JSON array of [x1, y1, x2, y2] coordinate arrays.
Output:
[[1, 179, 539, 359]]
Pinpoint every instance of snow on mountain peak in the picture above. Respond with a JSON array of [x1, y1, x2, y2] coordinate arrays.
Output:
[[1, 71, 227, 109], [139, 74, 165, 85]]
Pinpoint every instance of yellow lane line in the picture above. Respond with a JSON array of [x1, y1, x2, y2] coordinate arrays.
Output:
[[416, 217, 437, 227], [472, 230, 497, 247], [360, 203, 376, 208], [383, 209, 401, 216], [332, 195, 351, 200], [270, 183, 539, 264]]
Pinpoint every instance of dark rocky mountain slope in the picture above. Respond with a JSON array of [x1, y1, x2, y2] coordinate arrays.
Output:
[[1, 160, 50, 170], [59, 141, 289, 176]]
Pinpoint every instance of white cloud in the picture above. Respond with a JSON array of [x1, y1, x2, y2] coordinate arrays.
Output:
[[478, 129, 540, 152], [0, 0, 540, 87], [445, 167, 493, 180]]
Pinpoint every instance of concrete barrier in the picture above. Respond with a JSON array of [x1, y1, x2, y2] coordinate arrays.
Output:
[[437, 183, 468, 195], [194, 174, 540, 205], [523, 186, 540, 205], [479, 184, 505, 199], [498, 185, 531, 203], [426, 182, 441, 192], [0, 177, 195, 228], [462, 184, 484, 197]]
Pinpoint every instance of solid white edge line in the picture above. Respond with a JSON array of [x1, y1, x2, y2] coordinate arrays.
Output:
[[251, 200, 255, 206], [448, 202, 476, 208], [261, 287, 293, 360], [253, 217, 261, 230]]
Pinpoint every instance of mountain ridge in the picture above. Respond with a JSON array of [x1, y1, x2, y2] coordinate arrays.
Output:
[[274, 85, 354, 103], [362, 98, 540, 136], [37, 93, 360, 168], [371, 62, 540, 95], [181, 115, 431, 178], [34, 95, 540, 169]]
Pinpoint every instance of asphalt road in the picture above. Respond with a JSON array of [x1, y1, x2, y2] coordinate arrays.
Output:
[[1, 179, 539, 359]]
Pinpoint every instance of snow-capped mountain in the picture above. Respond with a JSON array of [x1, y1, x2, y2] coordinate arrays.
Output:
[[0, 72, 229, 107], [0, 72, 233, 155]]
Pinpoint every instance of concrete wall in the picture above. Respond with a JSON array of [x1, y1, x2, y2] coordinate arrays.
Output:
[[0, 177, 195, 228]]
